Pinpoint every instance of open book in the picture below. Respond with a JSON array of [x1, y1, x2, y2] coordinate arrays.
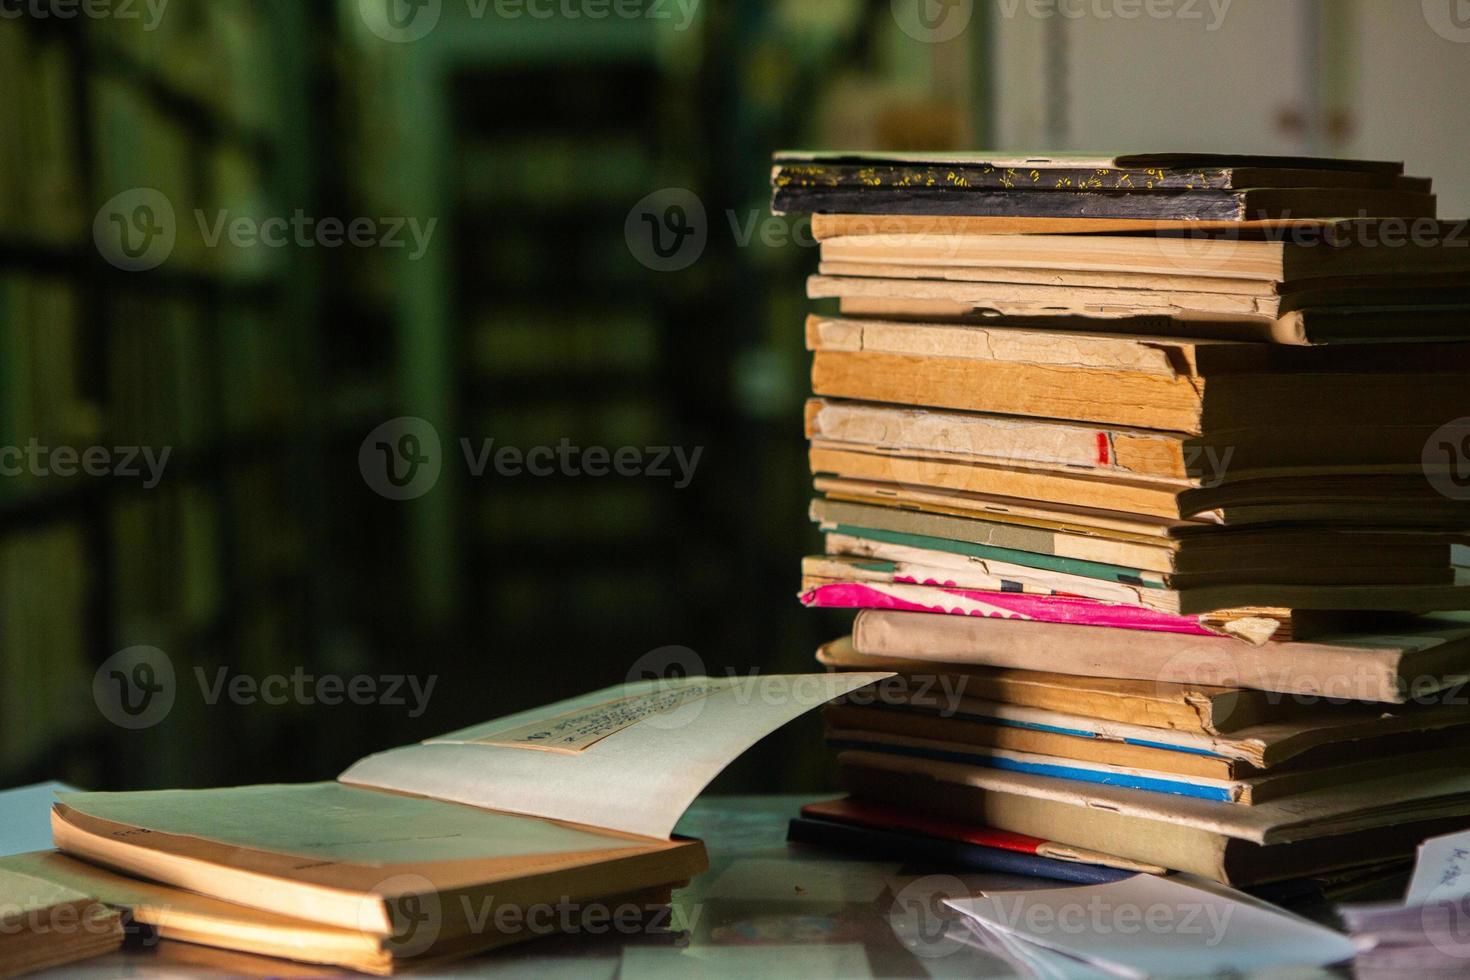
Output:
[[51, 673, 887, 971]]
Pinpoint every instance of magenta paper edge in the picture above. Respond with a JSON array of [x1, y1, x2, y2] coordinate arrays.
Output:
[[800, 582, 1215, 636]]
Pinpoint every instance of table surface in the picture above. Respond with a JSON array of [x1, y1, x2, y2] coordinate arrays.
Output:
[[38, 795, 1346, 979]]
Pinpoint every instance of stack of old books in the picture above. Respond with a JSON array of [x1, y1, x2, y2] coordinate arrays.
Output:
[[777, 151, 1470, 888]]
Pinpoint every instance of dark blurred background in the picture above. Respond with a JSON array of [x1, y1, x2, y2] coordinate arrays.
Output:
[[1, 0, 1467, 794]]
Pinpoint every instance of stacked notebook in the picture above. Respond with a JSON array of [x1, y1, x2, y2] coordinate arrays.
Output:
[[779, 150, 1470, 887]]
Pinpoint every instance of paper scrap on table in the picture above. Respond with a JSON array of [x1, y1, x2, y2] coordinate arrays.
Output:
[[945, 873, 1355, 978], [704, 857, 902, 903], [0, 782, 77, 857], [1406, 828, 1470, 905]]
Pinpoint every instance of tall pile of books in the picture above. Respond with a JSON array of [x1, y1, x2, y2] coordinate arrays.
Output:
[[777, 151, 1470, 887]]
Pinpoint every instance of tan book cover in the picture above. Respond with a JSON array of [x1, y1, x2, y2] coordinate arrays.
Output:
[[849, 609, 1470, 702]]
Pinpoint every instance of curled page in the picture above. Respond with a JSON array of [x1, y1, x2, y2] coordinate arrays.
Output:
[[340, 673, 891, 840]]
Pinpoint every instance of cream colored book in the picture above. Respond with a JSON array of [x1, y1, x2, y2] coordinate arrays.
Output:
[[805, 397, 1447, 486], [850, 609, 1470, 702], [0, 851, 670, 976], [815, 230, 1470, 282], [52, 674, 887, 970]]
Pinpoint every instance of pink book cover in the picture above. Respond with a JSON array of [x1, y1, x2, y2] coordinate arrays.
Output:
[[799, 581, 1216, 637]]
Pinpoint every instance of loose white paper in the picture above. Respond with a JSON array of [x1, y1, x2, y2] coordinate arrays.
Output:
[[0, 782, 77, 857], [950, 919, 1117, 980], [945, 874, 1355, 978], [341, 673, 891, 840], [1406, 828, 1470, 906]]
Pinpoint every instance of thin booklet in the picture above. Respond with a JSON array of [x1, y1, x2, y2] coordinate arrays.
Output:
[[51, 673, 888, 969]]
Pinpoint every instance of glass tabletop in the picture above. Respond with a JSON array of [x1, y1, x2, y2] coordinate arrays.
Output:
[[37, 795, 1347, 979]]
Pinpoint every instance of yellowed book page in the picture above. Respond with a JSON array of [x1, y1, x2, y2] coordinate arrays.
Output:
[[341, 673, 890, 839]]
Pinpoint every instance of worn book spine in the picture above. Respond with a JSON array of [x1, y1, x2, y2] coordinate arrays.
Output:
[[850, 609, 1411, 701], [810, 446, 1194, 519], [805, 398, 1193, 483], [775, 162, 1426, 193], [815, 639, 1262, 734], [808, 353, 1207, 435], [776, 186, 1435, 221], [809, 212, 1366, 240]]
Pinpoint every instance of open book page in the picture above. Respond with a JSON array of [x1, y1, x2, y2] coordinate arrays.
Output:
[[341, 673, 891, 839], [55, 782, 649, 866]]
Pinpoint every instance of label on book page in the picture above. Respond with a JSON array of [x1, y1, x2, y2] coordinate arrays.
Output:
[[1406, 829, 1470, 906], [458, 680, 735, 754], [339, 673, 892, 841]]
